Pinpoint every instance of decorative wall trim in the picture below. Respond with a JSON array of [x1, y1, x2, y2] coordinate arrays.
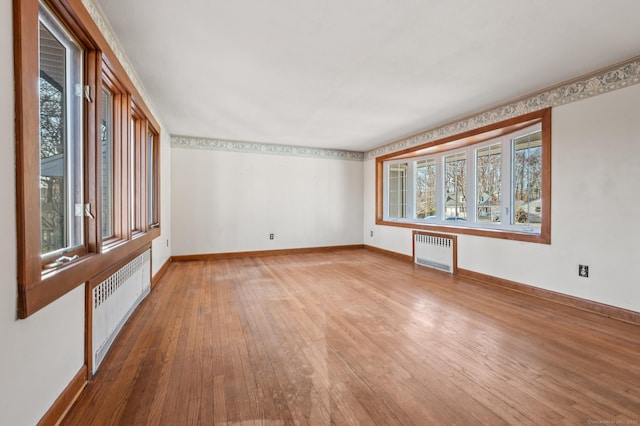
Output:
[[171, 135, 365, 161], [365, 56, 640, 160]]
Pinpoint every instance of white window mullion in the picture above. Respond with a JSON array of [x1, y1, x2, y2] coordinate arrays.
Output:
[[502, 136, 512, 229]]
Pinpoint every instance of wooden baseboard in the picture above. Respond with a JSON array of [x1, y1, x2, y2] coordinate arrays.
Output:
[[172, 244, 365, 262], [458, 268, 640, 326], [363, 245, 413, 263], [37, 365, 87, 426], [361, 245, 640, 326], [152, 257, 172, 288]]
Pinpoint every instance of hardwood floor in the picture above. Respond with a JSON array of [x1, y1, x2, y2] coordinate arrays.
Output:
[[62, 249, 640, 425]]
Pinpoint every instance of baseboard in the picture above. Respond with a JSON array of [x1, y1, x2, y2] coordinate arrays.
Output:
[[458, 268, 640, 326], [363, 244, 413, 262], [361, 245, 640, 326], [37, 365, 87, 426], [152, 257, 172, 288], [172, 244, 365, 262]]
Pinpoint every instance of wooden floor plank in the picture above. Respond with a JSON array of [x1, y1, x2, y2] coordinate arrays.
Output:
[[63, 249, 640, 425]]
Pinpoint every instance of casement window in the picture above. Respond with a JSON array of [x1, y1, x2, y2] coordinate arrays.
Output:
[[15, 0, 161, 317], [377, 109, 550, 244], [38, 4, 84, 260]]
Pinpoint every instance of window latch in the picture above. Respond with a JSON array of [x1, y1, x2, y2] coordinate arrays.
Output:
[[44, 254, 79, 269], [84, 203, 95, 219], [84, 85, 92, 102]]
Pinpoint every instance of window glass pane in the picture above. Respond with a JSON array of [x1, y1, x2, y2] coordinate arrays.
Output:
[[476, 143, 502, 224], [415, 158, 436, 219], [131, 118, 136, 231], [147, 132, 154, 225], [101, 88, 113, 238], [39, 10, 83, 255], [512, 130, 542, 227], [444, 152, 466, 221], [388, 163, 407, 219]]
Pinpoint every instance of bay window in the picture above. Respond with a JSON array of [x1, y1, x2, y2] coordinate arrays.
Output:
[[377, 109, 550, 244]]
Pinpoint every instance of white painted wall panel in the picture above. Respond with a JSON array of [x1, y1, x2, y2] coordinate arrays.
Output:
[[364, 83, 640, 313], [0, 3, 86, 423], [152, 131, 172, 274], [171, 149, 363, 255]]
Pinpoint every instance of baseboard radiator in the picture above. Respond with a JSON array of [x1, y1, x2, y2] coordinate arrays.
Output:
[[413, 231, 457, 273], [92, 249, 151, 374]]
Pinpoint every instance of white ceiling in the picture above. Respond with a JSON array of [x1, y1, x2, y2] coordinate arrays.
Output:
[[95, 0, 640, 152]]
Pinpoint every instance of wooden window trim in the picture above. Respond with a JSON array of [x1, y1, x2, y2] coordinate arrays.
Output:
[[375, 108, 551, 245], [14, 0, 161, 318], [100, 66, 128, 248]]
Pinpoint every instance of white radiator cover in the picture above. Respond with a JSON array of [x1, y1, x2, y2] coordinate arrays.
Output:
[[414, 232, 456, 273], [92, 249, 151, 374]]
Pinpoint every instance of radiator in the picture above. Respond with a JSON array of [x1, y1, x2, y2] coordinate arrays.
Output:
[[92, 249, 151, 374], [413, 231, 457, 274]]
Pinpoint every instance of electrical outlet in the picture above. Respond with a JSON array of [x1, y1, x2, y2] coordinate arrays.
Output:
[[166, 239, 169, 247], [269, 233, 274, 240], [578, 264, 589, 278], [370, 230, 373, 237]]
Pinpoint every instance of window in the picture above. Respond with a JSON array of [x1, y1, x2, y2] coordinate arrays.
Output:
[[101, 87, 113, 239], [512, 131, 542, 226], [415, 158, 436, 219], [387, 162, 408, 219], [476, 143, 502, 224], [444, 152, 467, 220], [376, 109, 550, 244], [147, 130, 160, 228], [39, 5, 84, 260], [15, 0, 161, 317]]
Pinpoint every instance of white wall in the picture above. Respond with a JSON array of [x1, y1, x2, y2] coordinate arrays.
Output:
[[152, 131, 172, 273], [0, 1, 85, 424], [364, 83, 640, 313], [172, 148, 363, 255]]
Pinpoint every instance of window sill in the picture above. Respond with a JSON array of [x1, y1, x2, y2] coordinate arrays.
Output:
[[376, 218, 550, 244], [20, 231, 159, 318]]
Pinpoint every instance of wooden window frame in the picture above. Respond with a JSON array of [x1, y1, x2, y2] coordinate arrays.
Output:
[[376, 108, 551, 244], [14, 0, 161, 318], [99, 63, 129, 248]]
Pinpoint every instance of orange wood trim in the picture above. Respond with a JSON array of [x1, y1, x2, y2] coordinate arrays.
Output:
[[539, 108, 552, 244], [151, 256, 172, 288], [87, 243, 152, 290], [363, 245, 413, 263], [14, 0, 41, 318], [458, 268, 640, 326], [375, 159, 384, 220], [172, 245, 365, 262], [36, 365, 87, 426], [24, 234, 156, 317], [412, 230, 458, 274]]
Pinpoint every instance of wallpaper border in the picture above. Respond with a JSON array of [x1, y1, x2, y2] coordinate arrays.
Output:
[[171, 136, 365, 161], [81, 0, 640, 163], [365, 56, 640, 160]]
